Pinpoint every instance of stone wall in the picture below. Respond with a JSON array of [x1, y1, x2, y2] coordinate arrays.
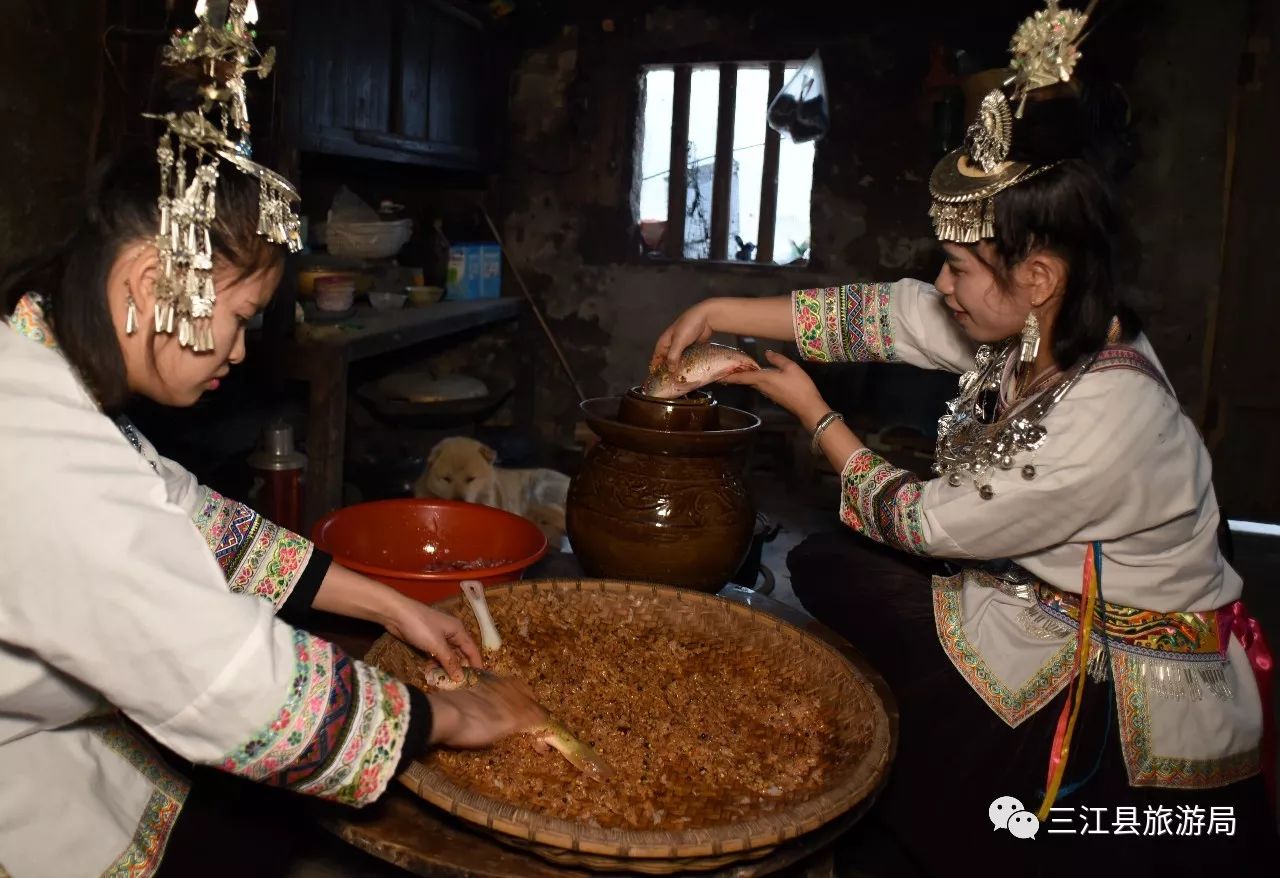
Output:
[[496, 1, 1249, 442]]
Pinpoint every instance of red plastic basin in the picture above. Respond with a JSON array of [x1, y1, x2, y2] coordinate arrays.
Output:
[[312, 498, 548, 604]]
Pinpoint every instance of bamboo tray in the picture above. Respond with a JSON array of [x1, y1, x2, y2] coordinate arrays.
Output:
[[365, 579, 893, 872]]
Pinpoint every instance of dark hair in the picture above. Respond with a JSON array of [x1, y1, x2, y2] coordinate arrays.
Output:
[[1, 146, 282, 412], [972, 88, 1142, 370]]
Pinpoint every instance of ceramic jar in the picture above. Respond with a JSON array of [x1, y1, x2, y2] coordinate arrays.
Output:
[[566, 389, 760, 592]]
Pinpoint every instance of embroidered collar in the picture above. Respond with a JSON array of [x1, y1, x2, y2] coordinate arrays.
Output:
[[7, 293, 59, 351]]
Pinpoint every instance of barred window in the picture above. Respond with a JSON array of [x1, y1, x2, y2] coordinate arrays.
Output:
[[635, 63, 815, 265]]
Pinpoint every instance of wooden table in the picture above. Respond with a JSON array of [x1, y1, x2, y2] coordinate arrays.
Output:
[[313, 576, 899, 878], [283, 299, 521, 532]]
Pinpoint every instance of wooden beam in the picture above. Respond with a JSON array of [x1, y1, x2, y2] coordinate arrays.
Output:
[[756, 62, 785, 264], [301, 355, 347, 535], [388, 0, 405, 134], [665, 65, 692, 259], [710, 63, 738, 261]]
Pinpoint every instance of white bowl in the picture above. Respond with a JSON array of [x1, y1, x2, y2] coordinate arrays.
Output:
[[368, 291, 407, 311], [315, 278, 356, 311], [327, 219, 413, 260]]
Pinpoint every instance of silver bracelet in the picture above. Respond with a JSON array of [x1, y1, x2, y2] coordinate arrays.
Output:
[[810, 411, 845, 455]]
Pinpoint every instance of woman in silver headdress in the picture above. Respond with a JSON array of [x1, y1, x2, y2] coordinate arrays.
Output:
[[653, 2, 1276, 869], [0, 5, 540, 876]]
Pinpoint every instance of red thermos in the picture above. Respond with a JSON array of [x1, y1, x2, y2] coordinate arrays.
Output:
[[248, 420, 307, 533]]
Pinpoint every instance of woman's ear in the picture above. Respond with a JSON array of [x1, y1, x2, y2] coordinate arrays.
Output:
[[116, 242, 161, 315], [1019, 248, 1067, 308]]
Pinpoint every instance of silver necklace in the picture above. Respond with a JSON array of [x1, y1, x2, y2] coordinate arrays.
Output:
[[114, 415, 158, 473], [933, 341, 1093, 499]]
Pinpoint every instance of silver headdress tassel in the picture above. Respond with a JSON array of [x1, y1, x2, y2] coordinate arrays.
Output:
[[145, 0, 301, 352]]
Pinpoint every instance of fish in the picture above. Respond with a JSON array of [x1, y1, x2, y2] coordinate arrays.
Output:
[[536, 716, 615, 781], [421, 665, 615, 781], [461, 579, 502, 653], [641, 342, 761, 399]]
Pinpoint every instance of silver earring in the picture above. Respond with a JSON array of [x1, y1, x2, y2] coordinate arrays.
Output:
[[126, 295, 138, 336], [1019, 312, 1040, 363]]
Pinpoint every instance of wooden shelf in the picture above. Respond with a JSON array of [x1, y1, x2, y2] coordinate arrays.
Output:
[[286, 299, 520, 366], [284, 298, 522, 532]]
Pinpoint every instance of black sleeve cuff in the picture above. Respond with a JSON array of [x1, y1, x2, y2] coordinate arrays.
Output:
[[397, 686, 433, 773], [277, 547, 333, 626]]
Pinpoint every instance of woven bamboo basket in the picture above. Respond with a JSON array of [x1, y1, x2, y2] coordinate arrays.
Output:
[[364, 579, 893, 872]]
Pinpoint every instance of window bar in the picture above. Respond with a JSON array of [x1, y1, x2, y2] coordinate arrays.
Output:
[[709, 63, 738, 261], [665, 65, 693, 260], [756, 62, 785, 263]]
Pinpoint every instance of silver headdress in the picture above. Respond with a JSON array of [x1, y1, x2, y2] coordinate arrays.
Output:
[[144, 0, 302, 352], [928, 1, 1093, 244]]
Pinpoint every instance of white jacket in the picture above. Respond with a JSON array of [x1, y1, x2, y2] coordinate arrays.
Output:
[[0, 296, 422, 877], [792, 279, 1263, 789]]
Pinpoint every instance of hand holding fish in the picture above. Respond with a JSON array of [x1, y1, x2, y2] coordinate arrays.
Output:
[[651, 296, 797, 372], [424, 666, 615, 779], [427, 671, 549, 749], [651, 300, 718, 372], [382, 596, 483, 684]]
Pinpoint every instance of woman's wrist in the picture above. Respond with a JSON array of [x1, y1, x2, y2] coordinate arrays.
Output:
[[701, 297, 732, 332], [797, 398, 834, 433], [426, 693, 456, 745], [313, 562, 407, 628], [818, 421, 865, 472], [369, 587, 414, 631]]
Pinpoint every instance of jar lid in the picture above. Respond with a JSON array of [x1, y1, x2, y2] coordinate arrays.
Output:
[[248, 421, 308, 470]]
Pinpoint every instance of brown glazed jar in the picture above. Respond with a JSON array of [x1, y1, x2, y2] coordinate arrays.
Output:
[[566, 389, 760, 592]]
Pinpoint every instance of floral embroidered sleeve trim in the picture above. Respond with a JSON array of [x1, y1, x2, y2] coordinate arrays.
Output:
[[792, 283, 896, 363], [219, 630, 412, 807], [192, 486, 313, 611], [838, 449, 928, 555], [277, 549, 332, 627]]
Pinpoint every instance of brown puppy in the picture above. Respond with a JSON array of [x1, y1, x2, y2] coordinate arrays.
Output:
[[413, 437, 570, 546]]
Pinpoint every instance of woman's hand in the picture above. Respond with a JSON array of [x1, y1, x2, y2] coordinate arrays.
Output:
[[650, 296, 801, 372], [427, 676, 547, 748], [651, 299, 720, 372], [718, 350, 830, 429], [721, 350, 867, 468], [383, 597, 484, 683], [310, 564, 481, 681]]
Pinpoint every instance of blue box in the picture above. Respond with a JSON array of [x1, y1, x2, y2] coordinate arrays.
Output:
[[446, 243, 502, 300]]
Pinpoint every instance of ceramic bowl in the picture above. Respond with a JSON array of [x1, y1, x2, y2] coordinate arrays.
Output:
[[405, 285, 445, 306], [368, 291, 407, 310], [314, 277, 356, 312]]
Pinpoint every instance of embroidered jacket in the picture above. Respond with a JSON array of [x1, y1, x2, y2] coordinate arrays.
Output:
[[792, 279, 1262, 790], [0, 297, 429, 877]]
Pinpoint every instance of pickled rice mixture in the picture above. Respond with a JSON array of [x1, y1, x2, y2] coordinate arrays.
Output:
[[410, 590, 872, 830]]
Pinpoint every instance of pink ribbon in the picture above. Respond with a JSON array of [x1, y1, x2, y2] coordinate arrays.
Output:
[[1223, 600, 1275, 809]]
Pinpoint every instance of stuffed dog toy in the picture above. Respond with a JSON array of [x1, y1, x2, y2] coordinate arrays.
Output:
[[413, 437, 570, 546]]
